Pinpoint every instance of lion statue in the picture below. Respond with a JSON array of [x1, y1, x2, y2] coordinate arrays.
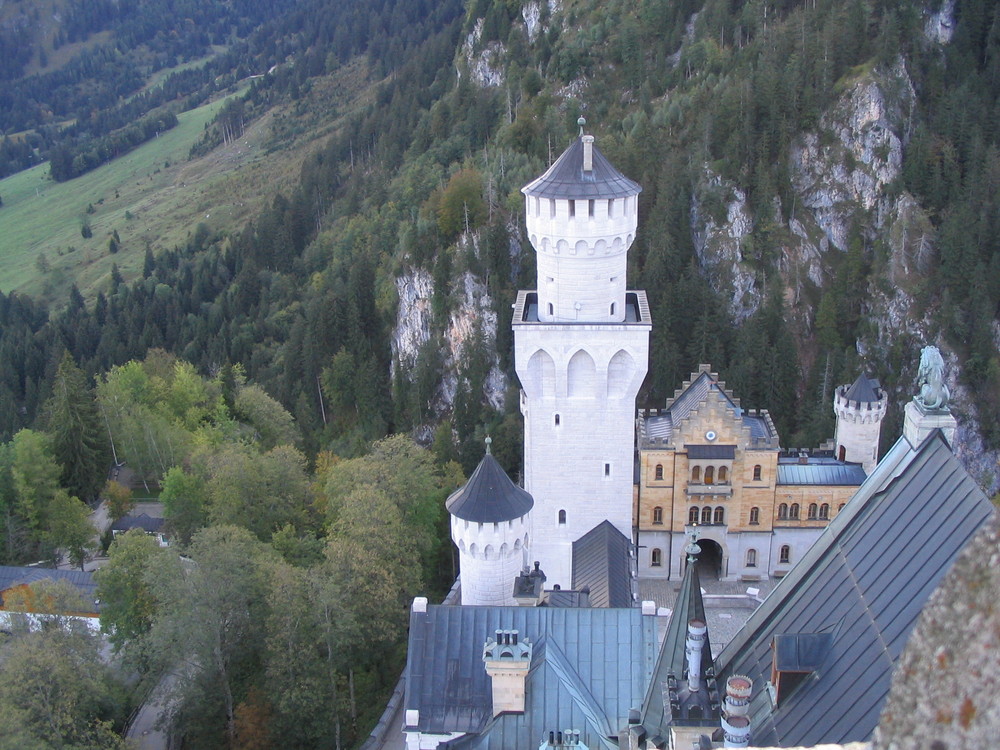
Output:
[[916, 345, 949, 410]]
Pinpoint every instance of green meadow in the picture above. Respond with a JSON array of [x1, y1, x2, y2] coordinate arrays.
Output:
[[0, 89, 264, 302]]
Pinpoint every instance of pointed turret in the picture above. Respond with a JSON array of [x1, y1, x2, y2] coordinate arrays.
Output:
[[833, 373, 887, 473], [640, 533, 721, 749], [449, 438, 534, 606]]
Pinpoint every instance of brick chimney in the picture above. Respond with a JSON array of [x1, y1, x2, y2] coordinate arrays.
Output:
[[483, 629, 532, 715]]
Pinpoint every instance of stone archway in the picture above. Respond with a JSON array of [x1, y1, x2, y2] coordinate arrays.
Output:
[[695, 539, 724, 580]]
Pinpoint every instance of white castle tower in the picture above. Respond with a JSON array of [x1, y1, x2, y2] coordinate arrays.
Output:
[[833, 373, 887, 474], [512, 125, 650, 587], [447, 439, 534, 606]]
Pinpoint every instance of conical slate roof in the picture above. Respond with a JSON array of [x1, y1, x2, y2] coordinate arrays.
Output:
[[843, 373, 882, 403], [445, 453, 534, 523], [521, 137, 641, 200]]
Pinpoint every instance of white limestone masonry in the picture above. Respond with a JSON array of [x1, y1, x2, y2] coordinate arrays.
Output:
[[514, 137, 649, 588], [452, 512, 530, 606]]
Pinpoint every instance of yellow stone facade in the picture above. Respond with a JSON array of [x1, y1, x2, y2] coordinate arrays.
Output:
[[636, 366, 865, 580]]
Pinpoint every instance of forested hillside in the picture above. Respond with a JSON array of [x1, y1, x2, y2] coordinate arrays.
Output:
[[0, 0, 998, 746]]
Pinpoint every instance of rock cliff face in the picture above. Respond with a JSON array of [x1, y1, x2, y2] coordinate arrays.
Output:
[[689, 57, 999, 493], [791, 59, 914, 253], [462, 17, 506, 88], [392, 262, 506, 431]]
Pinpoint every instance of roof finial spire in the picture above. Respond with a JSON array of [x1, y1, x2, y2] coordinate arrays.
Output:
[[485, 435, 492, 454], [685, 527, 702, 565], [577, 116, 586, 137]]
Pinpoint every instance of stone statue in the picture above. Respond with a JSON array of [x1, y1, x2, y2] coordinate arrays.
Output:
[[916, 345, 949, 410]]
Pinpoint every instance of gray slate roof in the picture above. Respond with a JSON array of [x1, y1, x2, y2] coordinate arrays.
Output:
[[842, 374, 882, 403], [111, 512, 165, 533], [521, 137, 641, 200], [713, 431, 994, 747], [0, 566, 99, 613], [446, 453, 534, 523], [571, 521, 634, 608], [776, 459, 867, 486], [405, 605, 656, 749]]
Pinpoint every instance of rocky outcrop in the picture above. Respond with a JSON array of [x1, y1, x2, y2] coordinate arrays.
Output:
[[923, 0, 956, 45], [790, 60, 915, 252], [392, 264, 506, 425], [690, 174, 761, 321], [461, 17, 506, 88]]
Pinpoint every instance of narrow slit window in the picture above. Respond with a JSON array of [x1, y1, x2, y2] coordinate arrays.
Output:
[[569, 201, 576, 218], [554, 413, 560, 426], [558, 509, 566, 525], [604, 463, 611, 477]]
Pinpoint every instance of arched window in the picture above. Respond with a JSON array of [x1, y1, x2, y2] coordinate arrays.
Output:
[[718, 466, 728, 483], [705, 466, 715, 485], [547, 302, 554, 316], [753, 464, 762, 481], [610, 302, 616, 316], [749, 507, 760, 525], [701, 506, 713, 525], [691, 466, 702, 482], [779, 545, 791, 564], [653, 506, 663, 525], [820, 503, 830, 520], [790, 503, 800, 520], [808, 503, 818, 520], [558, 509, 566, 525], [838, 503, 845, 512], [778, 503, 788, 520], [689, 506, 699, 525], [554, 413, 560, 426], [651, 548, 662, 567], [654, 464, 663, 481], [714, 506, 725, 525], [746, 549, 757, 567]]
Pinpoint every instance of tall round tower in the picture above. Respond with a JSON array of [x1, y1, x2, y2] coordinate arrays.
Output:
[[833, 373, 888, 474], [522, 131, 640, 324], [447, 439, 533, 606], [513, 127, 650, 587]]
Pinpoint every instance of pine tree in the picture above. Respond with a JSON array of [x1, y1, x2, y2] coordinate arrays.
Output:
[[44, 352, 110, 504]]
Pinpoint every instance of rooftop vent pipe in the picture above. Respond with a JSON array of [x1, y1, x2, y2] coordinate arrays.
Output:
[[685, 619, 707, 692]]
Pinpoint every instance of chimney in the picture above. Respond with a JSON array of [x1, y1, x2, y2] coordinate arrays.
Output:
[[717, 673, 751, 747], [685, 619, 707, 692], [483, 629, 532, 715], [582, 135, 595, 172], [543, 729, 586, 748]]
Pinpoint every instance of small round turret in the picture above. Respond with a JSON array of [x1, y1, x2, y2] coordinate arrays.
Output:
[[448, 439, 533, 606], [833, 374, 888, 474]]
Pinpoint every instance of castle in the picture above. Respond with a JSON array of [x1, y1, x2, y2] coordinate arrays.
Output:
[[402, 132, 994, 750], [454, 130, 885, 603]]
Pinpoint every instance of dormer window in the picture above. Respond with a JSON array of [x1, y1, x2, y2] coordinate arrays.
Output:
[[770, 633, 832, 706]]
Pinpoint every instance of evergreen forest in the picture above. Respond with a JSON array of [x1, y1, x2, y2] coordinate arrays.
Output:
[[0, 0, 998, 746]]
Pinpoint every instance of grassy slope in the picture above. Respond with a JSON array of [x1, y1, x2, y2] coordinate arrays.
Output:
[[0, 58, 371, 304]]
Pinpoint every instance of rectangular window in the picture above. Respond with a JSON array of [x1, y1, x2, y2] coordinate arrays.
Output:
[[588, 199, 595, 217], [604, 463, 611, 477], [569, 201, 576, 218]]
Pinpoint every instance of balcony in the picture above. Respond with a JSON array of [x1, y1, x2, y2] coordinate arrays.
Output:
[[686, 483, 733, 497]]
